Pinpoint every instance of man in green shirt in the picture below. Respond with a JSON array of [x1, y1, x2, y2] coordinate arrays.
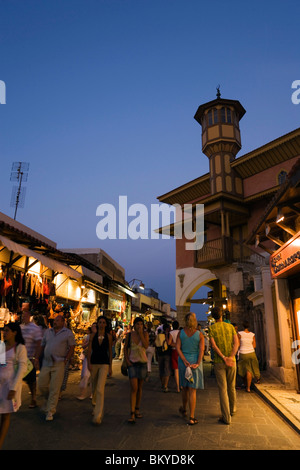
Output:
[[209, 307, 239, 425]]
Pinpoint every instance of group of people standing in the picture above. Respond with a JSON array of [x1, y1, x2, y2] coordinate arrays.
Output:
[[0, 306, 261, 449]]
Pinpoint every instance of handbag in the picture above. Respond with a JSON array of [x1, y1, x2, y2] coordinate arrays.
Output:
[[121, 332, 131, 376], [14, 345, 34, 379], [121, 357, 128, 376]]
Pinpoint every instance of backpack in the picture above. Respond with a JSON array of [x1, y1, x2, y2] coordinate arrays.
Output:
[[155, 332, 168, 352]]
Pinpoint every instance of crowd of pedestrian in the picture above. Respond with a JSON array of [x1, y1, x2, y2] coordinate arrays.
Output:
[[0, 304, 262, 448]]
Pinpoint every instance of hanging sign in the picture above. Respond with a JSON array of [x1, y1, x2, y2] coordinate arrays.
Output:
[[270, 232, 300, 279]]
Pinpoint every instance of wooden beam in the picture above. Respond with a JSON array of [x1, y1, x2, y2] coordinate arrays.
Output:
[[276, 222, 296, 237], [266, 234, 285, 247]]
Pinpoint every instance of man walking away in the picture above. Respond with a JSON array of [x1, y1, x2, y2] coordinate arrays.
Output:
[[209, 307, 239, 425]]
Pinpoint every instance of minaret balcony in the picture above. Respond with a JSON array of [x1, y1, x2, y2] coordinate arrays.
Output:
[[195, 236, 265, 269]]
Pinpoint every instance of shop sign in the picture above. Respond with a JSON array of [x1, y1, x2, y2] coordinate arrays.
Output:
[[270, 232, 300, 278], [108, 295, 122, 312]]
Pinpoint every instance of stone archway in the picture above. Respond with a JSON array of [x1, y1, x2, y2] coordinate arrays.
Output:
[[175, 267, 217, 326]]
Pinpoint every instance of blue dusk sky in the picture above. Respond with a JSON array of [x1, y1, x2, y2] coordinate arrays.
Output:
[[0, 0, 299, 319]]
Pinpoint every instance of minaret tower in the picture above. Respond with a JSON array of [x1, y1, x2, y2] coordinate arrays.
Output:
[[194, 88, 246, 196]]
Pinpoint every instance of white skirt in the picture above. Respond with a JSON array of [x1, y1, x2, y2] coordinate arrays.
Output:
[[0, 347, 22, 413]]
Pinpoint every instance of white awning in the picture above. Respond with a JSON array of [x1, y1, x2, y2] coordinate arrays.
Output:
[[70, 265, 103, 285], [0, 234, 81, 280]]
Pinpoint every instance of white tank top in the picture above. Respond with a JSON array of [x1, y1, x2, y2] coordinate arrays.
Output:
[[238, 331, 255, 354]]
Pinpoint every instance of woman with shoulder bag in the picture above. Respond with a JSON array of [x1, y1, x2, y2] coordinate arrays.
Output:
[[0, 322, 28, 449], [124, 317, 149, 424]]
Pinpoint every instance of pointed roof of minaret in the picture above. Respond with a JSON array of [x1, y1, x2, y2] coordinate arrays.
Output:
[[194, 89, 246, 124]]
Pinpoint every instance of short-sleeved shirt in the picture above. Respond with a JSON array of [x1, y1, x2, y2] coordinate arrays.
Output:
[[21, 322, 43, 359], [42, 327, 76, 366], [209, 321, 236, 364]]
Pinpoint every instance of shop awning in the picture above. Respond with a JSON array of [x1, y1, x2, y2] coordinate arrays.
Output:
[[0, 234, 81, 280], [70, 265, 103, 285], [111, 281, 137, 298], [149, 310, 164, 317]]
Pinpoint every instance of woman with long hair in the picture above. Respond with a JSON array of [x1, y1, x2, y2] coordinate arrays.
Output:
[[176, 313, 204, 426], [124, 317, 149, 424], [238, 321, 260, 392], [0, 322, 27, 449], [87, 316, 112, 424]]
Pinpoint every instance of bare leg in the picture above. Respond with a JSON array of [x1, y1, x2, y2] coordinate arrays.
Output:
[[246, 371, 252, 392], [129, 378, 138, 422], [0, 413, 11, 449], [182, 387, 188, 411], [189, 388, 197, 419], [174, 369, 180, 392]]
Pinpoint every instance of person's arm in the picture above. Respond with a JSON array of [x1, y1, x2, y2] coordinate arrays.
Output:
[[191, 331, 204, 368], [124, 332, 132, 367], [210, 336, 236, 367], [253, 334, 256, 349], [65, 345, 75, 364], [9, 344, 28, 397], [32, 339, 41, 370], [176, 331, 190, 367], [34, 343, 44, 371], [108, 333, 113, 376], [87, 332, 95, 371]]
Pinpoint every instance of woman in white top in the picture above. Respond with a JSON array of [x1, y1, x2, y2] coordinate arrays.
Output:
[[0, 322, 28, 449], [238, 321, 260, 392]]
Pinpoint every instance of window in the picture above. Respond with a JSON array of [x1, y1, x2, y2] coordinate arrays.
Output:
[[227, 108, 232, 123], [221, 107, 232, 123], [213, 108, 218, 124], [278, 170, 288, 185], [207, 108, 218, 127]]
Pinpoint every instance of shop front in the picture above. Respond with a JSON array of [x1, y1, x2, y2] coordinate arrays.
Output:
[[270, 231, 300, 392], [0, 233, 81, 327]]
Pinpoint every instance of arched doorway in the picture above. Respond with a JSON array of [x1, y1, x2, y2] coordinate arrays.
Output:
[[175, 267, 217, 325]]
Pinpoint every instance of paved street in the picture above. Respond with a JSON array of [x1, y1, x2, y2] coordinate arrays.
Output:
[[3, 359, 300, 451]]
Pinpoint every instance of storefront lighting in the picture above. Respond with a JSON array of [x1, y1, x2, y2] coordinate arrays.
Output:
[[276, 208, 285, 224], [128, 279, 145, 290]]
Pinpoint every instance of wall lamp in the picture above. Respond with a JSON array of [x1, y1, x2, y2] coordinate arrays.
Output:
[[276, 208, 285, 224]]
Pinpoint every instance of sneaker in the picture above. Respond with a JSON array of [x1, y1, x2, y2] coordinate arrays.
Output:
[[45, 412, 54, 421]]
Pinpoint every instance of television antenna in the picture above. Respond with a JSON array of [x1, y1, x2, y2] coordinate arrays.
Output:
[[10, 162, 29, 220]]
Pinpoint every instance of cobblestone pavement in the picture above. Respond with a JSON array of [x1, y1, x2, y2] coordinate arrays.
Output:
[[2, 359, 300, 451]]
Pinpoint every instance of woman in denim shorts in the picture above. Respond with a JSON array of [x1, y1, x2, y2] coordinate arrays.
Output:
[[124, 317, 149, 424]]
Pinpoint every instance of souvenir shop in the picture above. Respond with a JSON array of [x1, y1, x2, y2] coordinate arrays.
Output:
[[105, 290, 132, 328]]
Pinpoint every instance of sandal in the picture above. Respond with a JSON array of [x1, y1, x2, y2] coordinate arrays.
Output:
[[179, 406, 187, 417], [135, 408, 143, 419], [187, 417, 198, 426], [128, 412, 136, 424]]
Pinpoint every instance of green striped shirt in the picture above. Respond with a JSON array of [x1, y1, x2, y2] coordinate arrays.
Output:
[[209, 321, 236, 364]]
